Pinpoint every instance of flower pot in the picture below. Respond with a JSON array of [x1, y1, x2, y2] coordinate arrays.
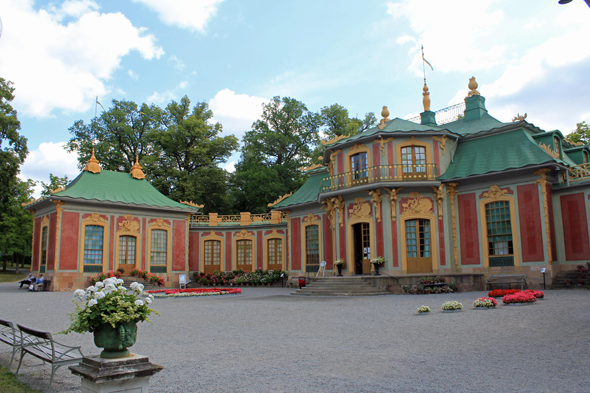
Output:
[[374, 264, 380, 276], [337, 265, 343, 276], [93, 321, 137, 359]]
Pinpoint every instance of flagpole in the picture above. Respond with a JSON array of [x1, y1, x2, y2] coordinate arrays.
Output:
[[421, 45, 426, 84]]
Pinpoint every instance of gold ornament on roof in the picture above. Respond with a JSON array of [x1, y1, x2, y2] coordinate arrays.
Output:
[[50, 186, 65, 194], [378, 106, 390, 130], [431, 135, 448, 155], [422, 83, 431, 112], [129, 155, 145, 180], [180, 201, 204, 209], [320, 134, 348, 145], [84, 147, 102, 174], [467, 77, 480, 97], [299, 163, 323, 172], [268, 192, 292, 207], [538, 143, 560, 159], [512, 113, 527, 122]]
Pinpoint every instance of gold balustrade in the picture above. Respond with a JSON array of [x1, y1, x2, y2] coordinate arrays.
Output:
[[190, 211, 288, 227], [568, 162, 590, 183]]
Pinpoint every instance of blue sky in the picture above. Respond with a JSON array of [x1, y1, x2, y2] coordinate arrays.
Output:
[[1, 0, 589, 196]]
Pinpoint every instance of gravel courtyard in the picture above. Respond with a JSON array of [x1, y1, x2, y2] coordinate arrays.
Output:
[[1, 283, 589, 393]]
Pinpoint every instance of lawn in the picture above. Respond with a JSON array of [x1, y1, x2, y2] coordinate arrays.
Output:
[[0, 367, 42, 393], [0, 272, 27, 283]]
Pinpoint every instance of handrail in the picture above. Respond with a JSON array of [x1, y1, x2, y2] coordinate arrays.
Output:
[[320, 164, 437, 193], [568, 162, 590, 183], [190, 211, 288, 227]]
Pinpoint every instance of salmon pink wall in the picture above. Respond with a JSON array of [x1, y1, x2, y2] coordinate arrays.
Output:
[[225, 232, 232, 271], [109, 215, 115, 270], [458, 193, 480, 265], [142, 218, 147, 270], [291, 218, 301, 270], [438, 219, 445, 266], [172, 220, 186, 271], [372, 143, 380, 182], [548, 185, 557, 262], [391, 217, 398, 267], [47, 213, 57, 271], [257, 231, 263, 269], [189, 232, 199, 271], [32, 217, 42, 271], [561, 193, 590, 260], [59, 212, 80, 270], [517, 184, 544, 262]]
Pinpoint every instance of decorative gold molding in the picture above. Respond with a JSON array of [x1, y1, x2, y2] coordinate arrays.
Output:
[[368, 189, 382, 222], [235, 229, 253, 239], [302, 212, 320, 225], [50, 186, 64, 194], [400, 192, 433, 218], [268, 192, 293, 208], [321, 134, 348, 145], [83, 212, 107, 225], [299, 163, 324, 172], [373, 137, 394, 157], [348, 198, 372, 221], [386, 188, 401, 221], [431, 135, 448, 155], [512, 113, 527, 122], [349, 142, 366, 154], [538, 143, 560, 159], [117, 214, 140, 235], [331, 195, 345, 227], [22, 198, 37, 207], [129, 155, 146, 180], [534, 168, 552, 265], [431, 185, 445, 220], [321, 198, 336, 230], [467, 76, 480, 97], [149, 217, 170, 230], [326, 149, 341, 176], [84, 147, 102, 174], [180, 200, 204, 209], [482, 185, 508, 201], [377, 106, 390, 130], [41, 215, 49, 226], [447, 182, 459, 269]]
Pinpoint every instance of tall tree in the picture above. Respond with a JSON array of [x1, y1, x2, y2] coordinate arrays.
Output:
[[320, 104, 376, 139], [232, 96, 322, 213], [565, 121, 590, 145], [40, 174, 69, 198], [0, 178, 34, 272]]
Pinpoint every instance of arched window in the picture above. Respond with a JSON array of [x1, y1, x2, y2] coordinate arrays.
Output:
[[401, 146, 426, 179], [350, 152, 368, 181]]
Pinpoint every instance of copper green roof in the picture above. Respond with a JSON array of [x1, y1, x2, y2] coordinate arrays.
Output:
[[273, 171, 328, 208], [54, 170, 198, 211], [439, 130, 568, 181], [442, 112, 511, 135]]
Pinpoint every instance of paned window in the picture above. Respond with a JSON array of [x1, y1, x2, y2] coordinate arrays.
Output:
[[118, 236, 136, 265], [237, 240, 253, 266], [150, 229, 167, 265], [362, 223, 371, 260], [204, 240, 221, 266], [40, 226, 48, 268], [401, 146, 426, 177], [305, 225, 320, 266], [351, 152, 368, 180], [485, 201, 513, 256], [553, 136, 561, 158], [268, 239, 283, 268], [405, 219, 430, 258], [84, 225, 104, 264]]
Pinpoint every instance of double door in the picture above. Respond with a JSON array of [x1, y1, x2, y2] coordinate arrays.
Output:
[[405, 219, 432, 274]]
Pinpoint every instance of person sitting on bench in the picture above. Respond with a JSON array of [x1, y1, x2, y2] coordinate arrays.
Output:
[[20, 274, 35, 288], [32, 274, 45, 292]]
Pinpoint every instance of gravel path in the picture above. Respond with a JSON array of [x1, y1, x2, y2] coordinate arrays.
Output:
[[0, 283, 589, 393]]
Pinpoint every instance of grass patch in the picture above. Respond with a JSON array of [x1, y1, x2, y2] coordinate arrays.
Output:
[[0, 366, 42, 393], [0, 272, 28, 283]]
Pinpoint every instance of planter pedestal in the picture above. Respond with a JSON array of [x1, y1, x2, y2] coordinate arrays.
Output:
[[69, 354, 163, 393]]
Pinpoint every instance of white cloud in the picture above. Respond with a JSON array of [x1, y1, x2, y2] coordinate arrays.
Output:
[[169, 55, 186, 70], [128, 70, 139, 80], [146, 80, 189, 104], [19, 142, 81, 198], [208, 89, 268, 139], [0, 0, 164, 117], [131, 0, 223, 32]]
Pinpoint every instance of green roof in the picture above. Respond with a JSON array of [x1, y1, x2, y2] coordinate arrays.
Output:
[[273, 171, 328, 208], [54, 170, 198, 211], [439, 130, 567, 181], [443, 112, 511, 135]]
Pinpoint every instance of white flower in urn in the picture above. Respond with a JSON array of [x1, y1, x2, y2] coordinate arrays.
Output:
[[135, 300, 144, 306], [94, 291, 105, 300], [88, 299, 98, 307]]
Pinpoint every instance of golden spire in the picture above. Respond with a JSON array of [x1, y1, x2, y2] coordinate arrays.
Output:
[[467, 76, 480, 97], [129, 155, 145, 180], [377, 106, 390, 130], [84, 147, 102, 174], [422, 82, 431, 112]]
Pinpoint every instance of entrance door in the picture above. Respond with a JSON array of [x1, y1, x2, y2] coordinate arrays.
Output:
[[405, 219, 433, 274], [353, 223, 371, 274], [204, 240, 221, 274], [118, 236, 136, 275]]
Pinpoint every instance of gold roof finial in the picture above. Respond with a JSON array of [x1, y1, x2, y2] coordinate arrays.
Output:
[[378, 106, 390, 130], [422, 82, 431, 112], [467, 76, 480, 97], [84, 147, 102, 174], [129, 155, 145, 180]]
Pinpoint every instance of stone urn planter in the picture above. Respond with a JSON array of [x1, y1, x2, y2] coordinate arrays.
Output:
[[94, 321, 137, 359], [337, 264, 343, 276]]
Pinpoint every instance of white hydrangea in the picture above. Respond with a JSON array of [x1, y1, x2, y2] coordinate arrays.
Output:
[[104, 277, 118, 285], [86, 286, 96, 293], [116, 278, 124, 285], [88, 299, 98, 307], [145, 297, 152, 304], [74, 289, 86, 300], [94, 291, 105, 300], [148, 294, 154, 300], [130, 282, 139, 290], [105, 283, 117, 292], [134, 300, 144, 306], [118, 286, 127, 293], [95, 282, 104, 288]]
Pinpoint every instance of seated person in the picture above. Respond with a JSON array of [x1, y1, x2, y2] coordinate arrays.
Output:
[[33, 274, 45, 291], [20, 274, 35, 288]]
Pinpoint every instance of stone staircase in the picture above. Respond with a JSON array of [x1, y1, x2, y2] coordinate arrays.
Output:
[[291, 276, 392, 296], [120, 276, 160, 291], [550, 270, 590, 289]]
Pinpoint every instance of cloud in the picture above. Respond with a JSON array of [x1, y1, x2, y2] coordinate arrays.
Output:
[[0, 0, 164, 117], [146, 80, 189, 104], [128, 70, 139, 80], [168, 55, 186, 70], [208, 89, 268, 139], [131, 0, 223, 32], [19, 142, 81, 198]]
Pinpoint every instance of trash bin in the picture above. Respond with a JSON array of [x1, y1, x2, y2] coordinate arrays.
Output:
[[298, 276, 306, 289]]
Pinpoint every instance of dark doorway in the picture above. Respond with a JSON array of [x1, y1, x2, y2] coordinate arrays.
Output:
[[352, 223, 370, 274]]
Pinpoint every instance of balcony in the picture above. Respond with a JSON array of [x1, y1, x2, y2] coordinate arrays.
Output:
[[320, 164, 438, 193], [189, 211, 289, 227], [568, 162, 590, 183]]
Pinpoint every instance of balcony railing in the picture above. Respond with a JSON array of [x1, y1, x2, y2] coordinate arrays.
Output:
[[569, 162, 590, 183], [190, 211, 289, 227], [320, 164, 438, 193]]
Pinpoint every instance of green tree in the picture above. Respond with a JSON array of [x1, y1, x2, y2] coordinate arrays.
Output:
[[0, 178, 34, 272], [565, 121, 590, 145], [40, 174, 69, 198], [231, 96, 322, 213], [320, 104, 376, 139]]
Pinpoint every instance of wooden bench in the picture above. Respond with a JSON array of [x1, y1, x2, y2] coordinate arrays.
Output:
[[15, 324, 84, 391], [485, 274, 527, 291], [0, 318, 21, 370]]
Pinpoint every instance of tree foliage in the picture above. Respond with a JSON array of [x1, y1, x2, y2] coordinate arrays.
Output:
[[40, 174, 69, 198], [320, 104, 376, 139], [565, 121, 590, 145]]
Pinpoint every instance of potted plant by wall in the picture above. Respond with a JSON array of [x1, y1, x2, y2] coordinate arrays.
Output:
[[334, 259, 344, 276], [61, 277, 159, 358], [441, 300, 463, 312], [370, 256, 385, 276]]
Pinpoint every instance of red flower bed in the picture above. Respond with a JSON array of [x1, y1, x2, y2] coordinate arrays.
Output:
[[145, 287, 241, 295], [488, 289, 521, 298], [525, 290, 544, 299], [502, 291, 537, 304]]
